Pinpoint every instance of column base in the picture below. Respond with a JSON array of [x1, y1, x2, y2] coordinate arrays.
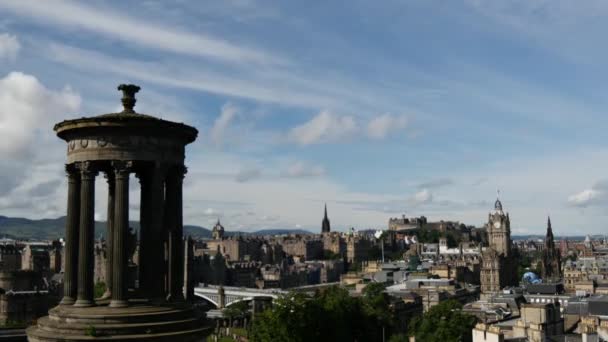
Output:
[[27, 303, 212, 342], [73, 299, 95, 307], [109, 299, 129, 308], [59, 296, 75, 305]]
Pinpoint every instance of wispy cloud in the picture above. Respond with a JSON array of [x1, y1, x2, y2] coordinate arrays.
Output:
[[0, 0, 284, 66], [210, 103, 239, 146], [568, 180, 608, 208], [44, 43, 341, 109], [288, 110, 357, 145], [367, 113, 408, 139]]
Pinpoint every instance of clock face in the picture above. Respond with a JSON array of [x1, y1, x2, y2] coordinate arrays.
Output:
[[493, 221, 501, 229]]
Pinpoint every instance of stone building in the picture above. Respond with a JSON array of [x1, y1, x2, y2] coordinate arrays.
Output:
[[0, 244, 21, 271], [346, 234, 372, 263], [563, 257, 608, 292], [228, 262, 260, 288], [472, 302, 564, 342], [322, 232, 345, 257], [0, 270, 50, 325], [206, 233, 284, 263], [279, 236, 323, 261], [480, 198, 518, 295], [541, 217, 562, 282], [211, 219, 225, 240], [21, 243, 51, 273], [512, 302, 564, 341], [388, 215, 426, 231]]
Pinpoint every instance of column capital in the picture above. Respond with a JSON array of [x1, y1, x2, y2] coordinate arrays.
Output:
[[65, 163, 80, 176], [75, 161, 98, 179], [111, 161, 134, 178], [168, 164, 187, 181]]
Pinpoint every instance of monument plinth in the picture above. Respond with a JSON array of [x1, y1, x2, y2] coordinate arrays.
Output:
[[27, 85, 211, 341]]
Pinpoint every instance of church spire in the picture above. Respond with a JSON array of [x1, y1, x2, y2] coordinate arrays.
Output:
[[322, 203, 331, 234], [546, 216, 553, 239]]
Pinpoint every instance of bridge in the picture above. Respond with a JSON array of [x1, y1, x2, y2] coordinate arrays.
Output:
[[194, 285, 286, 308], [193, 282, 341, 309]]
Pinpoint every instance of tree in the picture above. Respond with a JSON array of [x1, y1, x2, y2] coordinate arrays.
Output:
[[388, 334, 409, 342], [223, 300, 249, 320], [408, 300, 476, 342], [362, 282, 392, 340], [250, 287, 384, 342]]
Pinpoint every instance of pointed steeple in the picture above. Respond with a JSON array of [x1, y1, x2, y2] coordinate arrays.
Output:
[[545, 215, 555, 252], [322, 203, 331, 234]]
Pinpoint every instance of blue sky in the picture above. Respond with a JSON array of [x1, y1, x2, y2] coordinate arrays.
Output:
[[1, 0, 608, 235]]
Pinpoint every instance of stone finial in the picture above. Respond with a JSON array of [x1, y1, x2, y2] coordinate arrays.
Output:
[[117, 84, 141, 113]]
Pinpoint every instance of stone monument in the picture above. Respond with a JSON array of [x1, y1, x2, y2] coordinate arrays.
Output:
[[27, 85, 211, 341]]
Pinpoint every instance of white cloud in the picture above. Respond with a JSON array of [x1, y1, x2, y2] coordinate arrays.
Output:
[[568, 189, 600, 207], [288, 110, 357, 145], [0, 0, 283, 66], [0, 72, 80, 157], [567, 180, 608, 207], [204, 208, 220, 216], [210, 103, 239, 146], [367, 113, 408, 139], [0, 33, 20, 61], [283, 161, 326, 178], [411, 189, 433, 205]]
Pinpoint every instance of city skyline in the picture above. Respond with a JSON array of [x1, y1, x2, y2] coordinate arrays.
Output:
[[2, 1, 608, 234]]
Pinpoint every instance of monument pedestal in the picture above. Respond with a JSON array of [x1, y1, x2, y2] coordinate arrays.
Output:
[[26, 302, 211, 341]]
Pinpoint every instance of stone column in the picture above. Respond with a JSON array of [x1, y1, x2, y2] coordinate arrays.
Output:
[[74, 162, 97, 307], [184, 236, 194, 300], [110, 161, 132, 308], [137, 170, 152, 298], [148, 164, 166, 300], [60, 164, 80, 305], [102, 171, 115, 299], [166, 165, 186, 302]]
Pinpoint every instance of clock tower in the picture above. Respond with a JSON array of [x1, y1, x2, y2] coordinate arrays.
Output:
[[480, 196, 517, 295], [486, 197, 511, 257]]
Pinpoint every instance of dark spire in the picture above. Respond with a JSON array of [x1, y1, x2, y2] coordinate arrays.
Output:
[[545, 215, 555, 252], [322, 203, 331, 233], [546, 216, 553, 239]]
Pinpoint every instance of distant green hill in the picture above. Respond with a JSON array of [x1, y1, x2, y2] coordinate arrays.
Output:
[[0, 215, 212, 240], [0, 215, 312, 240]]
